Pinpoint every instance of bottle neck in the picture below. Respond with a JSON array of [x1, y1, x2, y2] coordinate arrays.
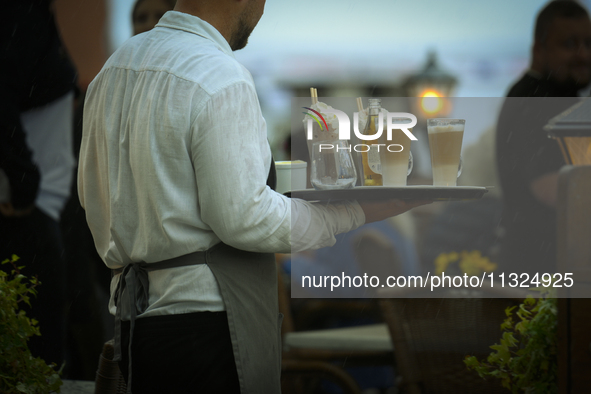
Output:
[[368, 99, 381, 116], [368, 106, 381, 116]]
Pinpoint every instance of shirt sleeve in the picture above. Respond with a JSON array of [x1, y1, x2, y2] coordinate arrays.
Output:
[[190, 81, 365, 254]]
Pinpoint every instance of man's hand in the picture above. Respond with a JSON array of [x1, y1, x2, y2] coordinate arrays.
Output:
[[0, 202, 35, 217], [358, 199, 432, 224]]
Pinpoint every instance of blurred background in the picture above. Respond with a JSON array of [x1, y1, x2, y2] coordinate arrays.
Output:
[[42, 1, 589, 389], [55, 0, 591, 158]]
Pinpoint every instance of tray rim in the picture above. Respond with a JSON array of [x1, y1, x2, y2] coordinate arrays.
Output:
[[284, 185, 490, 201]]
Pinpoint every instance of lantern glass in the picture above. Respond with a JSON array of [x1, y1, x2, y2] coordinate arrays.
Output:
[[559, 136, 591, 165], [403, 51, 457, 118]]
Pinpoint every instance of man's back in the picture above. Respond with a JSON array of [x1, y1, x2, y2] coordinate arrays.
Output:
[[80, 11, 280, 266], [79, 11, 294, 319]]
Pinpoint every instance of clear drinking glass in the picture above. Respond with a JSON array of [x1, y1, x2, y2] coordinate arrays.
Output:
[[380, 150, 414, 186], [427, 118, 465, 186], [381, 117, 415, 186], [310, 141, 357, 190]]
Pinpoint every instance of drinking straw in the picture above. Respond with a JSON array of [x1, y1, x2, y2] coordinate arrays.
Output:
[[356, 97, 364, 112], [310, 87, 318, 105]]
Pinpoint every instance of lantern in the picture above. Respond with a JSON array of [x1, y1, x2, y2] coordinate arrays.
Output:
[[545, 98, 591, 165]]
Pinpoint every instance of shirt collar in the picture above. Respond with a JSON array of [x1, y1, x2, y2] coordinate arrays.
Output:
[[156, 11, 234, 58]]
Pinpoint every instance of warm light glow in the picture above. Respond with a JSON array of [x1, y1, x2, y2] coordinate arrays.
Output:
[[563, 136, 591, 165], [420, 90, 444, 115]]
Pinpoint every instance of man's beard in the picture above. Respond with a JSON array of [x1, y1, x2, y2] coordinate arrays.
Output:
[[230, 13, 255, 51]]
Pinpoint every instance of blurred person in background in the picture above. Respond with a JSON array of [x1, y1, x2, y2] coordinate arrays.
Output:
[[132, 0, 177, 35], [496, 0, 591, 275], [0, 0, 77, 367]]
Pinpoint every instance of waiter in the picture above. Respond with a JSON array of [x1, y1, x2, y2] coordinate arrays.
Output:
[[78, 0, 427, 392]]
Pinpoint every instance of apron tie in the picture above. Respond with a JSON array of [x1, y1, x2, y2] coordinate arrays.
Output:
[[112, 252, 207, 393]]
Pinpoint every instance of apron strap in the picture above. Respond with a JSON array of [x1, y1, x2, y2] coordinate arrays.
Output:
[[112, 251, 207, 393]]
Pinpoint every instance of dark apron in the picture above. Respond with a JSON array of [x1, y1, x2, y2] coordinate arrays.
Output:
[[113, 160, 282, 393], [207, 242, 282, 393]]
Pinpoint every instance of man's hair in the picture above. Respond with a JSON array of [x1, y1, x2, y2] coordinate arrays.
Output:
[[535, 0, 589, 43]]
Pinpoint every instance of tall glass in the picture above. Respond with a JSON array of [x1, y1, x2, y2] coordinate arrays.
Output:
[[381, 117, 414, 186], [427, 118, 465, 186]]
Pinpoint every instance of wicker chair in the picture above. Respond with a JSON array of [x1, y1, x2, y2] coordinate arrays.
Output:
[[94, 339, 127, 394], [379, 290, 521, 394]]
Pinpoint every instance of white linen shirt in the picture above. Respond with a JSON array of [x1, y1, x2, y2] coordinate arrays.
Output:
[[78, 11, 365, 318]]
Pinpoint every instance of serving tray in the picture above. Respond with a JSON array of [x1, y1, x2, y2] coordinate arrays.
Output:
[[285, 186, 489, 201]]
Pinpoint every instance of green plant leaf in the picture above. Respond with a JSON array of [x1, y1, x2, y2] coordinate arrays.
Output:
[[0, 255, 63, 394]]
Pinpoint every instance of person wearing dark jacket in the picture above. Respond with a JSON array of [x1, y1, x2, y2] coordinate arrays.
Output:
[[0, 0, 77, 366], [496, 0, 591, 275]]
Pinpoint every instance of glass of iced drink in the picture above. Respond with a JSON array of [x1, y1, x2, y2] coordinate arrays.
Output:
[[380, 117, 414, 186], [427, 118, 465, 186], [310, 141, 357, 190]]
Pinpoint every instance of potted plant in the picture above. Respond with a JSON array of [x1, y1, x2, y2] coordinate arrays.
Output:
[[464, 289, 558, 393], [0, 255, 63, 393]]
